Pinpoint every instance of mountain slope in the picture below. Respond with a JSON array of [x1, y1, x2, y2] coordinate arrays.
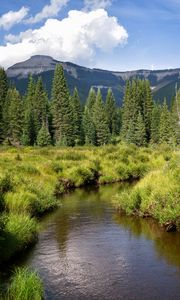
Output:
[[6, 55, 180, 105]]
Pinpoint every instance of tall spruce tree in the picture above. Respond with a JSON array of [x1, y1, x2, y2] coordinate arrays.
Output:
[[121, 79, 153, 145], [22, 75, 36, 145], [83, 88, 96, 145], [134, 112, 146, 146], [105, 88, 117, 135], [0, 68, 8, 143], [171, 88, 180, 144], [93, 89, 110, 146], [33, 77, 49, 135], [82, 106, 96, 145], [121, 80, 132, 139], [71, 88, 83, 145], [159, 99, 176, 144], [144, 80, 153, 141], [4, 88, 23, 145], [51, 65, 74, 146], [150, 103, 161, 144], [86, 87, 96, 110]]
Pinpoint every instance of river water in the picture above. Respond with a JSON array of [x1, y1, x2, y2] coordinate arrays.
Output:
[[3, 184, 180, 299]]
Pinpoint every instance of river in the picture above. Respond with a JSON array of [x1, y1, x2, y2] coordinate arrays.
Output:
[[2, 183, 180, 299]]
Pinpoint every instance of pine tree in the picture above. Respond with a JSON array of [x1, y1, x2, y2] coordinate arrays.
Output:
[[22, 76, 36, 145], [93, 89, 110, 146], [171, 88, 180, 144], [105, 88, 117, 135], [71, 87, 83, 145], [86, 87, 96, 110], [82, 88, 96, 145], [0, 68, 8, 143], [33, 77, 49, 134], [121, 80, 132, 139], [144, 80, 153, 141], [150, 103, 161, 144], [112, 107, 122, 137], [159, 99, 176, 144], [121, 80, 139, 143], [82, 106, 96, 145], [134, 112, 146, 146], [51, 65, 74, 146], [4, 88, 23, 145], [37, 122, 51, 147]]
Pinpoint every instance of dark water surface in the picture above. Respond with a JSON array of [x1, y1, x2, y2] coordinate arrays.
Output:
[[3, 184, 180, 299]]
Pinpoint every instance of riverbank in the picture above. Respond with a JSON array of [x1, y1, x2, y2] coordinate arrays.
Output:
[[114, 149, 180, 232], [0, 143, 179, 265]]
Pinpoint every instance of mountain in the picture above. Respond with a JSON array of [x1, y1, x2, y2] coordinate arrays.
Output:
[[6, 55, 180, 105]]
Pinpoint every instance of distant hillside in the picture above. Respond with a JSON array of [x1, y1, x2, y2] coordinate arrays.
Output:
[[6, 55, 180, 105]]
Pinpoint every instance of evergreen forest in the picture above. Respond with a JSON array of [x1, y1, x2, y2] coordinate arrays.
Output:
[[0, 64, 179, 148]]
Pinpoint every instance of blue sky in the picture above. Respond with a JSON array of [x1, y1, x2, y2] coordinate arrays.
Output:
[[0, 0, 180, 70]]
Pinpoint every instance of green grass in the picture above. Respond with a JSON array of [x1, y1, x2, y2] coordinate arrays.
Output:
[[114, 152, 180, 230], [6, 267, 43, 300], [0, 214, 38, 263]]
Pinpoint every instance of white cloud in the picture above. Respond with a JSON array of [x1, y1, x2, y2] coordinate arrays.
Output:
[[0, 7, 29, 30], [84, 0, 112, 10], [5, 30, 33, 44], [26, 0, 69, 24], [0, 9, 128, 69]]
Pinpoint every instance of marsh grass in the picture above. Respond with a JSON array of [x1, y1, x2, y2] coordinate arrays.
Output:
[[6, 267, 43, 300], [114, 153, 180, 229]]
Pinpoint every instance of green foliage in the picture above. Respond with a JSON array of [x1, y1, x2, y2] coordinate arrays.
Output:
[[52, 64, 74, 146], [33, 77, 49, 134], [159, 99, 176, 144], [150, 103, 161, 144], [37, 123, 51, 147], [114, 153, 180, 228], [171, 89, 180, 144], [105, 88, 119, 135], [7, 267, 43, 300], [3, 88, 23, 145], [22, 76, 37, 146], [71, 88, 83, 145], [121, 79, 153, 145], [134, 112, 147, 146], [93, 89, 110, 145], [83, 88, 96, 145], [0, 66, 176, 148], [0, 68, 8, 143]]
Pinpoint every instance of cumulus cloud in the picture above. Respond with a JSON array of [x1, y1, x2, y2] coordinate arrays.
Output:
[[0, 7, 29, 30], [0, 9, 128, 69], [26, 0, 69, 24], [84, 0, 112, 10]]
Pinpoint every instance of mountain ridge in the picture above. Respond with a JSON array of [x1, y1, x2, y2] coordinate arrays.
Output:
[[6, 55, 180, 105]]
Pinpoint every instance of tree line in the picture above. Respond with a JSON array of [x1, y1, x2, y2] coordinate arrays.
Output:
[[0, 65, 179, 147]]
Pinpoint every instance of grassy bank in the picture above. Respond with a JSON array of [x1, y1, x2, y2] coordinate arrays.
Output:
[[114, 149, 180, 231], [0, 143, 179, 266]]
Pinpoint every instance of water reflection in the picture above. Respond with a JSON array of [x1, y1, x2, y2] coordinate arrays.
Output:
[[113, 213, 180, 269]]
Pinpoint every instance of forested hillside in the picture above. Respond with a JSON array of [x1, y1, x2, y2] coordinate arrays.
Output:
[[6, 55, 180, 105]]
